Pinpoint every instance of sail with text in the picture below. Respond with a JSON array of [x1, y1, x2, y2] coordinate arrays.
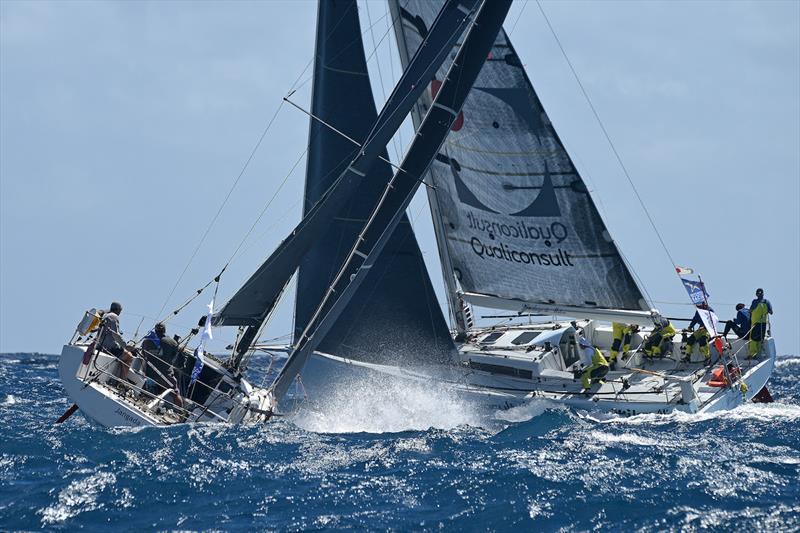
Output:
[[271, 0, 513, 402], [389, 0, 649, 315]]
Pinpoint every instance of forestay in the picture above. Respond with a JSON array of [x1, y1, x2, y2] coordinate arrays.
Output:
[[294, 0, 478, 365], [272, 0, 514, 402], [213, 0, 478, 349], [390, 0, 649, 313]]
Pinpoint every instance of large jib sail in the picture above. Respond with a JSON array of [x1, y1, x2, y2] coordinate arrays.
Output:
[[272, 0, 514, 401], [294, 0, 455, 365], [390, 0, 649, 313], [214, 0, 477, 340]]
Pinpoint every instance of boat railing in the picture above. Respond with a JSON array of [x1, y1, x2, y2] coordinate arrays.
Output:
[[82, 343, 231, 424]]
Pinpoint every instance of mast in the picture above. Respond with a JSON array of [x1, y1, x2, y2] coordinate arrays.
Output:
[[213, 0, 480, 363], [388, 0, 468, 336], [272, 0, 514, 402]]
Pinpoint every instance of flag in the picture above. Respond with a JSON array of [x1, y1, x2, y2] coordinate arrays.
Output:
[[681, 277, 709, 305], [143, 329, 161, 350], [190, 300, 214, 387], [675, 266, 694, 275], [190, 346, 204, 386], [695, 307, 720, 336]]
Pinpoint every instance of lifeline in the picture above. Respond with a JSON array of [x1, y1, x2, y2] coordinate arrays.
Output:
[[470, 236, 575, 267]]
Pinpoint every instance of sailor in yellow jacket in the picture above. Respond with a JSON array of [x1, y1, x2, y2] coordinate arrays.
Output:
[[609, 322, 637, 369], [643, 313, 677, 359], [578, 337, 610, 390], [748, 288, 773, 358]]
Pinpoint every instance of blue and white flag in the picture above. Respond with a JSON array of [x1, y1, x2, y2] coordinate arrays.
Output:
[[190, 300, 214, 387], [143, 329, 161, 350], [681, 277, 709, 305]]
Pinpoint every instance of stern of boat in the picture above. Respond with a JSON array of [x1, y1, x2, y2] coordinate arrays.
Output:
[[698, 337, 776, 412], [59, 344, 157, 427]]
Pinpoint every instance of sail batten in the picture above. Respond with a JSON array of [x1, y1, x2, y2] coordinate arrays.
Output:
[[390, 0, 648, 312]]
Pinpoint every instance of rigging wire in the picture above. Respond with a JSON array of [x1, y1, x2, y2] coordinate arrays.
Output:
[[534, 0, 679, 272], [224, 148, 309, 267], [292, 6, 395, 94], [383, 1, 407, 165], [508, 0, 529, 35], [152, 3, 390, 327], [154, 100, 287, 321], [365, 0, 405, 166]]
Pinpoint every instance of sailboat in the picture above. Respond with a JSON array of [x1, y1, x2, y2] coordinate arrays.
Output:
[[57, 0, 775, 428]]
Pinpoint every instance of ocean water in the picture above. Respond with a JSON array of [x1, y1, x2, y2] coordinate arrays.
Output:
[[1, 353, 799, 532]]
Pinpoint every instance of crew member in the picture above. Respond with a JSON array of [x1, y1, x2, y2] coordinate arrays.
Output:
[[748, 288, 773, 358], [578, 337, 609, 390], [722, 303, 751, 339], [609, 322, 637, 369], [642, 313, 677, 359], [139, 323, 185, 408], [681, 302, 714, 363], [98, 301, 134, 382], [142, 323, 181, 389]]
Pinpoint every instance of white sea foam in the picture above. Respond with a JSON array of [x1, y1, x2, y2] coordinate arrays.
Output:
[[776, 356, 800, 369], [40, 470, 116, 525], [291, 373, 483, 434], [589, 430, 663, 447], [2, 394, 17, 405]]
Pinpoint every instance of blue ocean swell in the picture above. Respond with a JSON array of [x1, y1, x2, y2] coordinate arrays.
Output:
[[1, 353, 798, 532]]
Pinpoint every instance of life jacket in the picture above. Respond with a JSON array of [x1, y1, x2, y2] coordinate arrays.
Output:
[[708, 365, 741, 387]]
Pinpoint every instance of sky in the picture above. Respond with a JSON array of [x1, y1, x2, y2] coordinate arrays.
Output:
[[1, 0, 798, 356]]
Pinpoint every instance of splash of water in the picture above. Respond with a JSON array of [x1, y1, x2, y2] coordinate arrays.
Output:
[[291, 373, 486, 434]]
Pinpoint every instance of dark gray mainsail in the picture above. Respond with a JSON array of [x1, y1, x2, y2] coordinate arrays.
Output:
[[390, 0, 649, 313], [272, 0, 513, 402], [293, 0, 472, 364], [213, 0, 478, 363]]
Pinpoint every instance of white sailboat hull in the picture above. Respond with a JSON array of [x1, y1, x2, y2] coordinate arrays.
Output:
[[59, 344, 162, 427], [295, 330, 776, 418], [59, 344, 273, 428]]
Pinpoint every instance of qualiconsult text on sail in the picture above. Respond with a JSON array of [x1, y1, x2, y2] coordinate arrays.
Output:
[[466, 212, 569, 246], [469, 236, 575, 267]]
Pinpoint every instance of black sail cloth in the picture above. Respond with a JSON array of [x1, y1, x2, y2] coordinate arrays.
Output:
[[389, 0, 648, 313], [272, 0, 514, 402], [214, 0, 479, 370]]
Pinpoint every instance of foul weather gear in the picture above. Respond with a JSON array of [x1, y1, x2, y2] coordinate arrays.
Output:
[[723, 308, 751, 339], [748, 297, 773, 358], [683, 328, 711, 360], [643, 318, 677, 358], [683, 307, 714, 360], [610, 322, 634, 363], [581, 347, 610, 389]]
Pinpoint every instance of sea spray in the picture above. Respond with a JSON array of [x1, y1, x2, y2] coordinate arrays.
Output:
[[291, 372, 485, 433]]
